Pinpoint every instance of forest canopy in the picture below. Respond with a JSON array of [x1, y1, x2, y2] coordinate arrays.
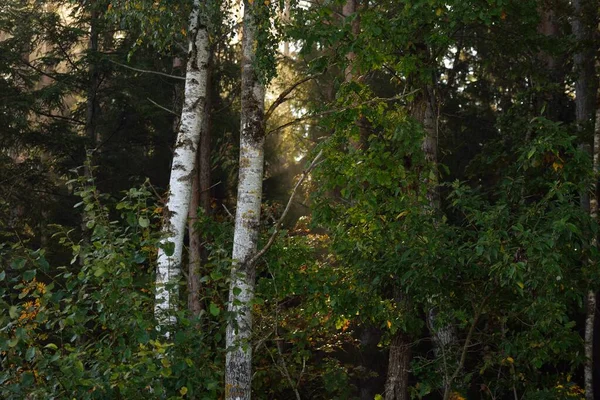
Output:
[[1, 0, 599, 399]]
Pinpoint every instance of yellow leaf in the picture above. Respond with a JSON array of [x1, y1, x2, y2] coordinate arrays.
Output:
[[180, 386, 188, 396], [517, 282, 524, 289], [552, 162, 563, 171], [395, 211, 409, 220], [506, 356, 514, 364], [435, 7, 443, 16], [386, 320, 392, 329]]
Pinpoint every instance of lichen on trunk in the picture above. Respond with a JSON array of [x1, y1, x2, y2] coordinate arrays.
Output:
[[225, 0, 266, 398], [154, 0, 210, 334]]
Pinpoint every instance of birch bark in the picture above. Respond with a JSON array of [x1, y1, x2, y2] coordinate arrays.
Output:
[[225, 1, 265, 398], [154, 0, 209, 332]]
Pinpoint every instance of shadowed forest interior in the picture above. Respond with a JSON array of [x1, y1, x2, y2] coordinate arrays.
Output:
[[1, 0, 600, 399]]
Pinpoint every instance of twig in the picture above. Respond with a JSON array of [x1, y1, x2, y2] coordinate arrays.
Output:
[[249, 150, 324, 267], [200, 180, 221, 194], [146, 97, 178, 115], [222, 204, 234, 220], [108, 59, 185, 80]]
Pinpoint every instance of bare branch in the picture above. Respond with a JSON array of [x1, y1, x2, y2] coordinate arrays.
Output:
[[267, 90, 419, 136], [109, 59, 186, 80], [265, 74, 319, 122], [249, 150, 324, 267], [146, 97, 178, 115]]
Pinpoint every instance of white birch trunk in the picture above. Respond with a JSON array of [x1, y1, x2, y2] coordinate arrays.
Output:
[[154, 0, 210, 333], [225, 1, 266, 398]]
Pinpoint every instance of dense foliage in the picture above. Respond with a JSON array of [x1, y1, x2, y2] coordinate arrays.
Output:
[[1, 0, 599, 399]]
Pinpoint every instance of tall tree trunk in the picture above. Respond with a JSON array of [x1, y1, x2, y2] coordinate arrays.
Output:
[[384, 332, 411, 400], [188, 63, 213, 318], [572, 0, 597, 130], [589, 97, 600, 400], [572, 1, 598, 397], [418, 88, 457, 394], [85, 8, 100, 151], [342, 0, 358, 82], [384, 283, 412, 400], [225, 1, 265, 398], [188, 153, 203, 317], [154, 0, 210, 333]]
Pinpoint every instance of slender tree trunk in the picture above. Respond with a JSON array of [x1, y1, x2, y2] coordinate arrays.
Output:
[[572, 0, 597, 130], [418, 88, 457, 391], [572, 2, 599, 397], [225, 1, 265, 398], [154, 0, 210, 333], [188, 153, 203, 317], [187, 63, 213, 318], [342, 0, 358, 82], [586, 100, 600, 400], [85, 8, 100, 150]]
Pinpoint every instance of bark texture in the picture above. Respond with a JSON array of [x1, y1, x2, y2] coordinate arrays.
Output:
[[384, 333, 411, 400], [572, 2, 599, 397], [154, 0, 210, 332], [587, 102, 600, 400], [225, 1, 266, 398], [572, 0, 597, 129], [188, 155, 202, 317], [188, 64, 212, 318]]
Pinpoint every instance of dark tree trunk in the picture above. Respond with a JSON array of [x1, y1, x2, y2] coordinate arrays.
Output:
[[384, 332, 411, 400]]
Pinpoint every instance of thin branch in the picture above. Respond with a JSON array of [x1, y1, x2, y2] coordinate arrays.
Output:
[[265, 74, 319, 122], [108, 59, 185, 80], [200, 180, 221, 194], [222, 204, 234, 220], [249, 150, 324, 266], [443, 294, 490, 400], [33, 110, 85, 125], [266, 91, 420, 136], [146, 97, 178, 115]]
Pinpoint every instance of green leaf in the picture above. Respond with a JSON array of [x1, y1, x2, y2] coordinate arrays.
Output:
[[138, 216, 150, 228], [11, 258, 26, 270], [23, 269, 36, 281], [25, 346, 36, 361], [161, 241, 175, 257], [209, 303, 220, 316], [44, 343, 58, 351], [9, 306, 19, 319], [0, 270, 5, 281], [21, 371, 34, 386]]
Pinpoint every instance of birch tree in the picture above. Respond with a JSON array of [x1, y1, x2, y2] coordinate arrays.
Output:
[[572, 1, 598, 396], [225, 0, 266, 397], [154, 0, 210, 332]]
